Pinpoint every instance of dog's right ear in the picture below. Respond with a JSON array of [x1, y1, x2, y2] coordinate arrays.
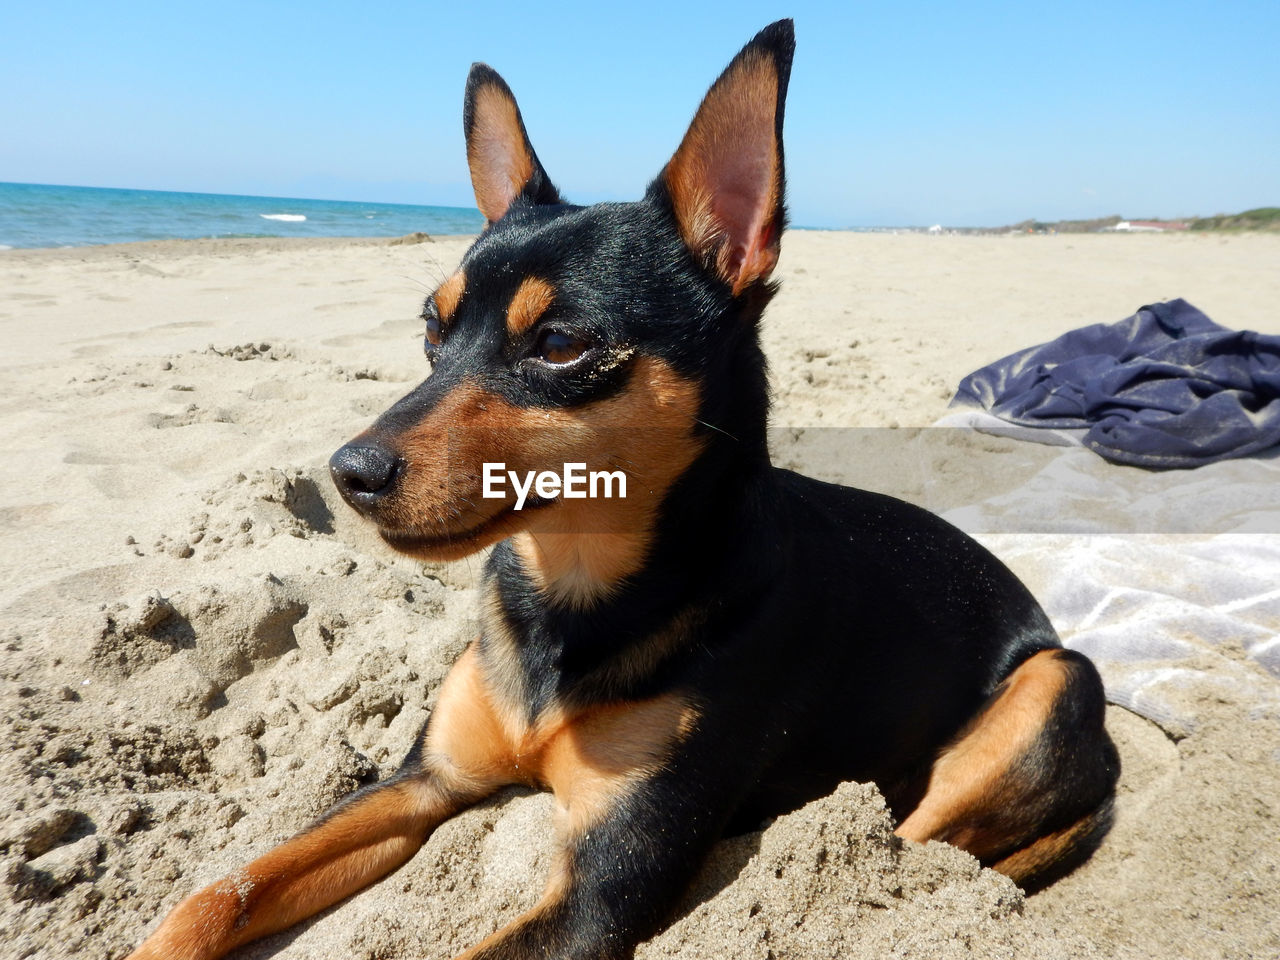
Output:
[[464, 64, 562, 224]]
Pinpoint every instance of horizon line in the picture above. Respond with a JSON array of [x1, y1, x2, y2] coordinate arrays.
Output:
[[2, 179, 1269, 232]]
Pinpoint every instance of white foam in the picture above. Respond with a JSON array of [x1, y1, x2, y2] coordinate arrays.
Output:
[[260, 213, 306, 222], [0, 244, 12, 250]]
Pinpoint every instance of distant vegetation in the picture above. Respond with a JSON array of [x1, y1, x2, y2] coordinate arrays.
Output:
[[1005, 216, 1124, 234], [945, 208, 1278, 235], [1189, 208, 1280, 231], [960, 215, 1125, 235]]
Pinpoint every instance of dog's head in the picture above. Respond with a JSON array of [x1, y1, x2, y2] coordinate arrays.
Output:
[[331, 21, 794, 602]]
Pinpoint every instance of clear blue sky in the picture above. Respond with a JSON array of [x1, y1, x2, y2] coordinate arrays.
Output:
[[2, 1, 1276, 226]]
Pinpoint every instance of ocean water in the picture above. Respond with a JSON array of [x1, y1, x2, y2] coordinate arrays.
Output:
[[0, 181, 486, 250]]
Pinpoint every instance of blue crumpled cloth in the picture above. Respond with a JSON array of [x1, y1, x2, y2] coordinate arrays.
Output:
[[951, 299, 1280, 468]]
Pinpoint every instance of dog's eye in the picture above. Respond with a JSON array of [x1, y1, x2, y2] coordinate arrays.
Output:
[[425, 315, 443, 347], [535, 329, 590, 365]]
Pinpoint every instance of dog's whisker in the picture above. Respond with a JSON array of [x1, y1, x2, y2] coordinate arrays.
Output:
[[695, 418, 739, 442]]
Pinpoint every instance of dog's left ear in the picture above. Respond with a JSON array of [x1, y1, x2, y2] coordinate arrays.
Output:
[[464, 64, 562, 224], [659, 20, 795, 295]]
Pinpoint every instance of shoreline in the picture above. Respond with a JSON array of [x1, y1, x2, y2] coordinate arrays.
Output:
[[8, 224, 1278, 258], [0, 233, 475, 261]]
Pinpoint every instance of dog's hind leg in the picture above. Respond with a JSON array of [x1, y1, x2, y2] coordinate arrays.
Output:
[[895, 648, 1119, 890]]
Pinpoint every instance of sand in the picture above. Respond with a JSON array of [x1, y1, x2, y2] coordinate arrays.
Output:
[[2, 230, 1279, 959]]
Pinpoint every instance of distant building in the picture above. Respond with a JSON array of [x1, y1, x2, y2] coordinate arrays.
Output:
[[1113, 220, 1190, 232]]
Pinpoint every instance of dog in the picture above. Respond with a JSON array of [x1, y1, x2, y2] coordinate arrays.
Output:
[[126, 20, 1118, 960]]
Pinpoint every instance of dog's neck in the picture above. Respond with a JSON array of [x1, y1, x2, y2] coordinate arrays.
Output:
[[504, 428, 775, 610], [481, 431, 779, 716], [510, 528, 652, 609]]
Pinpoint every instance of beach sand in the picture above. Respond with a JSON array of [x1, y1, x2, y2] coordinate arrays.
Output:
[[2, 230, 1279, 959]]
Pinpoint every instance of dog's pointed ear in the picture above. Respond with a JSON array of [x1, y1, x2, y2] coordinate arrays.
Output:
[[660, 20, 794, 296], [464, 64, 562, 224]]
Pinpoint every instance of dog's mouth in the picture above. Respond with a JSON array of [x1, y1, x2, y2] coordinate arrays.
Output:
[[377, 495, 557, 558]]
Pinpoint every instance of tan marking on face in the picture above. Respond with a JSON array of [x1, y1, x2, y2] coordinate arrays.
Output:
[[372, 357, 703, 599], [375, 375, 588, 561], [512, 356, 704, 606], [664, 47, 782, 294], [506, 276, 556, 336], [895, 649, 1070, 858], [434, 270, 467, 324], [468, 83, 536, 224]]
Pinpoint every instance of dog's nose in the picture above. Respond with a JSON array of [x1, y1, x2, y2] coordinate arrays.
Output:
[[329, 443, 400, 511]]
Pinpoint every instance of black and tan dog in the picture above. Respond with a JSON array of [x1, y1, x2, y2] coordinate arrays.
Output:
[[127, 20, 1118, 960]]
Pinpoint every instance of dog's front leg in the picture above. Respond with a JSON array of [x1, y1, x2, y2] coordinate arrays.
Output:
[[455, 712, 740, 960], [124, 766, 490, 960], [126, 643, 518, 960]]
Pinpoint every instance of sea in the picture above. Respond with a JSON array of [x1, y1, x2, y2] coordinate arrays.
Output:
[[0, 181, 487, 250]]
